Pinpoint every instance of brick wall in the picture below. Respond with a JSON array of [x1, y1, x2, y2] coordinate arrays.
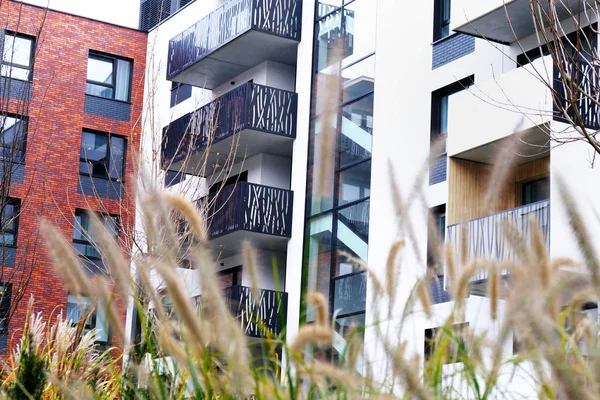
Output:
[[0, 1, 147, 351], [432, 33, 475, 69]]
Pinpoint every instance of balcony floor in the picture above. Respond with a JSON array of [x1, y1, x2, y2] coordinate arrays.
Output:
[[170, 30, 299, 89], [172, 128, 294, 176]]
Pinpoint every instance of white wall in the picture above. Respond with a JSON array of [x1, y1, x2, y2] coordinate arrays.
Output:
[[365, 0, 433, 387]]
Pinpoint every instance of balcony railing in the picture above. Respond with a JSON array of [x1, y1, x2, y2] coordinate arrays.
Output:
[[192, 285, 288, 337], [167, 0, 302, 84], [553, 56, 600, 130], [161, 82, 297, 168], [199, 182, 293, 239], [332, 270, 367, 317], [447, 200, 550, 282]]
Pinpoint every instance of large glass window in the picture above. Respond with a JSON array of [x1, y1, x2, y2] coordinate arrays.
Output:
[[73, 210, 119, 261], [306, 2, 376, 331], [0, 284, 11, 332], [67, 294, 109, 343], [80, 130, 126, 181], [0, 200, 19, 247], [86, 51, 132, 102], [0, 115, 27, 163], [1, 32, 34, 81]]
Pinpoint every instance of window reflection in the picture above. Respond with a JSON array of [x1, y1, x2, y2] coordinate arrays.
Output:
[[338, 94, 374, 168]]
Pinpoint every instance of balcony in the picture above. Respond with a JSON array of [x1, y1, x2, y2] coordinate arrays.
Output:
[[447, 56, 552, 162], [454, 0, 583, 44], [166, 0, 302, 89], [446, 200, 550, 282], [163, 286, 288, 338], [162, 82, 297, 175], [199, 182, 293, 252]]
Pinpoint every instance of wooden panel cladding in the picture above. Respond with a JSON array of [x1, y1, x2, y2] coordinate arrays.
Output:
[[448, 156, 549, 225]]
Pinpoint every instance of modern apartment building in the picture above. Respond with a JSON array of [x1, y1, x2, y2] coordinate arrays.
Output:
[[138, 0, 600, 391], [0, 1, 147, 351]]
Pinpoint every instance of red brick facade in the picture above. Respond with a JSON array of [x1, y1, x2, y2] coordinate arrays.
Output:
[[0, 1, 147, 350]]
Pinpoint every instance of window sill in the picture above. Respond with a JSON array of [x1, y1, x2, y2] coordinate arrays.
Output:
[[432, 33, 460, 46], [79, 174, 125, 184], [84, 93, 132, 105]]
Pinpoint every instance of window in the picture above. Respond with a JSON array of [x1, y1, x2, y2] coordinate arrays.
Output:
[[164, 169, 186, 188], [86, 51, 132, 102], [209, 171, 247, 194], [522, 177, 550, 205], [0, 115, 27, 163], [431, 76, 474, 142], [66, 294, 109, 343], [433, 0, 451, 41], [170, 81, 192, 107], [0, 284, 11, 332], [79, 130, 126, 182], [424, 322, 468, 363], [0, 199, 19, 247], [218, 266, 242, 289], [427, 205, 446, 268], [73, 210, 119, 261], [1, 32, 34, 81]]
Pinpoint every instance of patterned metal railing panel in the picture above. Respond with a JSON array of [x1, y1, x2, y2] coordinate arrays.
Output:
[[447, 200, 550, 282], [553, 57, 600, 130], [161, 83, 297, 168], [332, 271, 367, 317], [225, 285, 288, 337], [200, 182, 293, 239], [248, 84, 297, 136], [251, 0, 301, 39], [240, 182, 293, 237], [167, 0, 301, 80]]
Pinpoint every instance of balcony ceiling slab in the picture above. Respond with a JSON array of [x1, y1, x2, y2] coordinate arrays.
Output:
[[455, 125, 550, 165], [209, 230, 289, 259], [455, 0, 590, 44], [170, 31, 299, 89], [173, 128, 294, 177]]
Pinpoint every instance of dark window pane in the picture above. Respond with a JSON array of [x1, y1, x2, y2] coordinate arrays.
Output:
[[86, 83, 114, 99], [306, 213, 333, 321], [73, 213, 89, 241], [439, 95, 448, 134], [1, 116, 27, 153], [339, 94, 373, 168], [87, 56, 113, 85], [334, 200, 369, 276], [0, 233, 14, 246], [80, 131, 108, 177], [108, 136, 124, 180], [338, 160, 371, 205], [523, 177, 550, 205]]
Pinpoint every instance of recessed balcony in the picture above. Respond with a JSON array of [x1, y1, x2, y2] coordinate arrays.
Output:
[[162, 82, 297, 176], [166, 0, 302, 89], [454, 0, 584, 44], [198, 182, 293, 253]]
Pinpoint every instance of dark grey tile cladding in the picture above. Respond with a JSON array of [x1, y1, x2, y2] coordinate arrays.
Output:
[[0, 247, 16, 268], [0, 77, 31, 101], [78, 175, 124, 200], [84, 95, 131, 122], [432, 33, 475, 69], [0, 163, 25, 184], [430, 275, 451, 304], [0, 333, 7, 353], [429, 155, 447, 185]]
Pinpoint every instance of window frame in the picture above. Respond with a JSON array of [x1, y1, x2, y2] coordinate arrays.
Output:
[[1, 31, 35, 82], [72, 209, 120, 262], [433, 0, 451, 42], [86, 50, 133, 103], [0, 114, 28, 164], [79, 129, 127, 183], [0, 199, 19, 248]]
